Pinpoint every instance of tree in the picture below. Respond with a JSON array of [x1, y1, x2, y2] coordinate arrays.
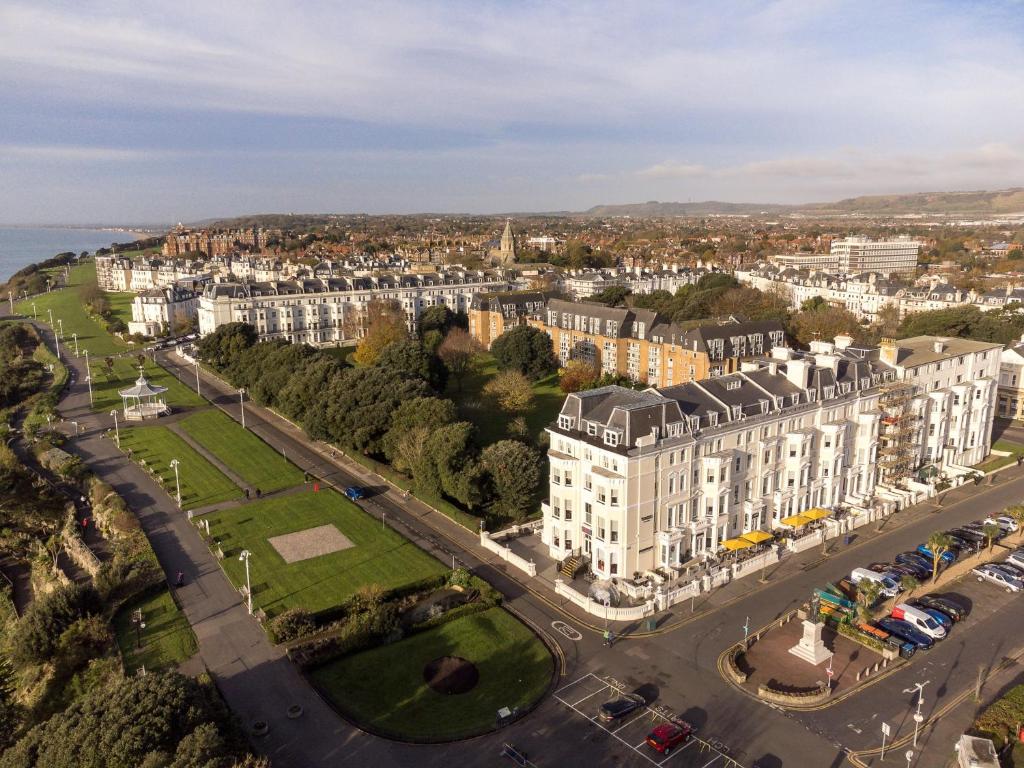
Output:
[[322, 367, 431, 454], [484, 370, 534, 413], [375, 339, 446, 391], [0, 655, 20, 751], [855, 580, 881, 624], [481, 440, 541, 522], [383, 397, 456, 470], [490, 325, 556, 379], [800, 295, 828, 312], [427, 422, 482, 508], [417, 305, 464, 337], [352, 299, 407, 367], [790, 305, 862, 346], [437, 328, 483, 392], [898, 574, 920, 607], [982, 522, 1002, 552], [591, 285, 631, 307], [1005, 504, 1024, 533], [711, 286, 791, 322], [559, 359, 600, 393], [196, 322, 257, 369], [926, 532, 953, 584], [10, 582, 101, 663]]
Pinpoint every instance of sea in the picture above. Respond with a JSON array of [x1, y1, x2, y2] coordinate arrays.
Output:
[[0, 226, 150, 282]]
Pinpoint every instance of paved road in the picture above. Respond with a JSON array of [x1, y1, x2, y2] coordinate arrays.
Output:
[[25, 316, 1024, 768]]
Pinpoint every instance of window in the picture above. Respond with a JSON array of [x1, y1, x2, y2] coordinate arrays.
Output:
[[604, 430, 619, 447], [585, 503, 592, 524], [610, 490, 619, 506], [552, 469, 561, 485], [564, 500, 573, 521], [552, 499, 560, 518], [586, 422, 598, 436], [597, 517, 606, 540], [564, 471, 573, 487], [610, 521, 619, 542]]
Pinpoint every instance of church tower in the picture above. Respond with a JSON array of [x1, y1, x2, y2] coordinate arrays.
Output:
[[497, 218, 516, 264]]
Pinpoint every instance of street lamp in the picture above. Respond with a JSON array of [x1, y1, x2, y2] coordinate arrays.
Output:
[[57, 318, 63, 338], [132, 608, 146, 648], [110, 409, 120, 447], [169, 459, 181, 506], [903, 681, 930, 748], [238, 550, 253, 614], [72, 332, 78, 356], [6, 291, 12, 313], [31, 302, 36, 319], [239, 388, 246, 429], [194, 360, 201, 396], [47, 308, 53, 326], [905, 749, 914, 768], [84, 349, 93, 406]]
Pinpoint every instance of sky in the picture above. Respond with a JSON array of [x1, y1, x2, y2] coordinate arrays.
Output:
[[1, 0, 1024, 224]]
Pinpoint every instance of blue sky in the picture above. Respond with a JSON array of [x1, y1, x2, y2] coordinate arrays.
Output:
[[1, 0, 1023, 224]]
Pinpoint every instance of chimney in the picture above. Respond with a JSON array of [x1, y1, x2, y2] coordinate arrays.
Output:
[[815, 353, 839, 374], [834, 334, 854, 350], [879, 337, 899, 366], [933, 337, 948, 354], [771, 346, 793, 361], [785, 359, 811, 389]]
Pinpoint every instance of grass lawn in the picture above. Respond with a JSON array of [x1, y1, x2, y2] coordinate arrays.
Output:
[[206, 489, 444, 617], [120, 424, 243, 508], [311, 607, 552, 741], [448, 354, 564, 445], [114, 589, 197, 674], [976, 439, 1024, 472], [179, 409, 304, 493], [88, 355, 206, 413], [106, 290, 136, 331], [14, 262, 127, 357]]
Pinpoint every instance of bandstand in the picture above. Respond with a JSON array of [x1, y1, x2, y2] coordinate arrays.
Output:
[[118, 370, 171, 421]]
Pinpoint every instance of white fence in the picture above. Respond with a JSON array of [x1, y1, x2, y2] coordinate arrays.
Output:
[[660, 580, 701, 609], [479, 531, 537, 577], [787, 529, 825, 553], [554, 578, 655, 621], [731, 549, 779, 579]]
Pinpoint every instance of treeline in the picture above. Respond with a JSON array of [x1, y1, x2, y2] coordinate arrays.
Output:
[[2, 252, 79, 297], [197, 304, 552, 523]]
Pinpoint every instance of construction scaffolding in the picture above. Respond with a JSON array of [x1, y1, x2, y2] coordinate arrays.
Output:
[[876, 379, 918, 486]]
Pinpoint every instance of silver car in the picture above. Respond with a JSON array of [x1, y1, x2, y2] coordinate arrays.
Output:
[[974, 564, 1023, 593], [1006, 550, 1024, 571]]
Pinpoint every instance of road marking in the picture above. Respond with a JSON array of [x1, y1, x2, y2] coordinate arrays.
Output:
[[552, 620, 582, 641], [569, 689, 604, 707]]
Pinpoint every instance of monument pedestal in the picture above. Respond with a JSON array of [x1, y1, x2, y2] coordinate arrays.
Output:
[[788, 620, 833, 666]]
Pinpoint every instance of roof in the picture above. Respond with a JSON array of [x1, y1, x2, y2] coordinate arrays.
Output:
[[886, 336, 1002, 368], [118, 372, 168, 399]]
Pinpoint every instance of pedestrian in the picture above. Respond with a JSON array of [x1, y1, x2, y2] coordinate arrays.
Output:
[[255, 488, 261, 499], [175, 571, 184, 587], [602, 629, 611, 647]]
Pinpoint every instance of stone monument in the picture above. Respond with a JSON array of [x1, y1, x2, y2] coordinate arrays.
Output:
[[788, 594, 833, 666]]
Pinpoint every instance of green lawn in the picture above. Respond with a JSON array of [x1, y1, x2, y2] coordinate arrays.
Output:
[[206, 489, 444, 617], [311, 607, 553, 741], [120, 424, 243, 508], [179, 409, 304, 493], [14, 262, 127, 357], [448, 354, 564, 445], [88, 355, 206, 413], [976, 439, 1024, 472], [106, 290, 136, 331], [114, 589, 198, 674]]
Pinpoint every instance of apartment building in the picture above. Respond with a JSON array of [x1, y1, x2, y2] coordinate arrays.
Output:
[[468, 291, 554, 349], [162, 226, 272, 257], [830, 236, 921, 276], [541, 334, 998, 578], [198, 270, 510, 345], [128, 286, 200, 337], [95, 254, 209, 292], [998, 338, 1024, 420], [529, 298, 785, 386]]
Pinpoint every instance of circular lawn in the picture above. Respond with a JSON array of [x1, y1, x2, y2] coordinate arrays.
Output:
[[310, 607, 554, 741]]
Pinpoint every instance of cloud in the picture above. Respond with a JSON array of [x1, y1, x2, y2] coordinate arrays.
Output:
[[0, 144, 157, 162], [636, 162, 707, 179]]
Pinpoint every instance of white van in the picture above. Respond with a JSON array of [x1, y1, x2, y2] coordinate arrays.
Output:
[[892, 603, 947, 640], [850, 568, 901, 597]]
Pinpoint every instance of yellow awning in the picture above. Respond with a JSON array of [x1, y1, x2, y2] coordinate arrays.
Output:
[[721, 538, 755, 551], [741, 530, 773, 544], [780, 515, 812, 528], [802, 507, 832, 521]]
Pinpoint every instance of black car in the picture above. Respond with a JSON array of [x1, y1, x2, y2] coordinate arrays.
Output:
[[895, 552, 933, 574], [948, 528, 984, 544], [945, 534, 979, 554], [912, 594, 967, 622], [598, 693, 646, 723], [890, 556, 930, 579]]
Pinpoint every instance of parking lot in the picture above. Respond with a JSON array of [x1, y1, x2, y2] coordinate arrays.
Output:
[[552, 673, 742, 767]]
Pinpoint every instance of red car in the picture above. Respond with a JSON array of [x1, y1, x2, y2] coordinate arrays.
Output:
[[645, 721, 693, 755]]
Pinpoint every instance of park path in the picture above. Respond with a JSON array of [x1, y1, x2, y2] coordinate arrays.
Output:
[[166, 421, 255, 494]]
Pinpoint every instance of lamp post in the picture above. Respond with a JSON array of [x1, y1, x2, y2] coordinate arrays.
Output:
[[239, 388, 246, 429], [47, 308, 53, 326], [239, 550, 253, 614], [903, 681, 930, 748], [905, 750, 914, 768], [6, 291, 12, 313], [84, 350, 93, 406], [57, 318, 63, 339], [132, 608, 146, 648], [31, 302, 36, 319], [110, 409, 120, 447], [72, 332, 78, 356], [169, 459, 181, 506], [53, 328, 60, 360], [194, 360, 201, 396]]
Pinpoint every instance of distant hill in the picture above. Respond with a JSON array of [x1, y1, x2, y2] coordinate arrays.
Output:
[[583, 189, 1024, 217], [582, 200, 791, 216]]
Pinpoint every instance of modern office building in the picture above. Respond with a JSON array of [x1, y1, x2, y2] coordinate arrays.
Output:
[[830, 236, 921, 276]]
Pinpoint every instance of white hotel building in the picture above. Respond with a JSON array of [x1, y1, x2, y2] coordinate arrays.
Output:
[[197, 270, 510, 344], [542, 335, 999, 580]]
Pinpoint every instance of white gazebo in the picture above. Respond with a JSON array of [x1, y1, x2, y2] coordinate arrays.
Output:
[[118, 370, 170, 421]]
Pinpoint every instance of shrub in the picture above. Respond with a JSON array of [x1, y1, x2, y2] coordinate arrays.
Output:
[[269, 608, 316, 644], [10, 583, 102, 663]]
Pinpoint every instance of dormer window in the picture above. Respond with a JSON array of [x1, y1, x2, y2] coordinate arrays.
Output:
[[824, 386, 835, 398], [558, 415, 575, 430], [726, 380, 741, 391], [732, 405, 742, 419], [760, 400, 769, 414], [603, 430, 620, 447], [586, 422, 598, 436], [708, 411, 719, 427], [790, 394, 800, 406], [689, 416, 700, 432]]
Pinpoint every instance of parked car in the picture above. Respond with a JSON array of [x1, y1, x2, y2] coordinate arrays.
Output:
[[344, 486, 366, 501], [868, 562, 914, 578], [889, 556, 930, 580], [895, 552, 934, 575], [973, 564, 1023, 593], [911, 594, 967, 622], [917, 544, 956, 565], [988, 562, 1024, 580], [850, 568, 901, 597], [598, 693, 646, 723], [891, 604, 946, 640], [1005, 550, 1024, 571], [874, 617, 934, 650], [946, 529, 984, 549], [985, 516, 1019, 533], [965, 522, 1005, 541], [645, 721, 693, 755], [916, 606, 952, 631]]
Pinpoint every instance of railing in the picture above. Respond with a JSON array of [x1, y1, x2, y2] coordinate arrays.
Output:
[[554, 579, 655, 621], [479, 531, 537, 577]]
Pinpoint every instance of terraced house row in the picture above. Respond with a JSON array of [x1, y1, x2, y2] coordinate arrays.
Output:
[[542, 334, 1000, 579]]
